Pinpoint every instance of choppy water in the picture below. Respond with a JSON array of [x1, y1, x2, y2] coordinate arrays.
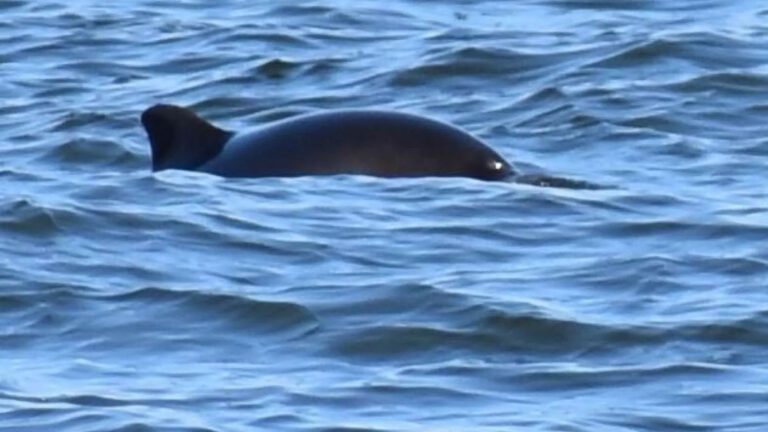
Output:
[[2, 1, 768, 431]]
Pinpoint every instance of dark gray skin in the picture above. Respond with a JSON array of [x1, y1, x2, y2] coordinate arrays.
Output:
[[141, 104, 514, 181]]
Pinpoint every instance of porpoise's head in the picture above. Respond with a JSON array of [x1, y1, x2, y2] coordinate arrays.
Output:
[[473, 156, 515, 181], [141, 104, 233, 171]]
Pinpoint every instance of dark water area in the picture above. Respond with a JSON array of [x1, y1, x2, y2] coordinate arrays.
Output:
[[2, 1, 768, 431]]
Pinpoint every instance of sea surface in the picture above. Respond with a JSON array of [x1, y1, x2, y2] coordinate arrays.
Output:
[[2, 1, 768, 431]]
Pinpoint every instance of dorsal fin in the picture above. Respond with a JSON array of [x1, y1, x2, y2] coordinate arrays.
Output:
[[141, 104, 233, 171]]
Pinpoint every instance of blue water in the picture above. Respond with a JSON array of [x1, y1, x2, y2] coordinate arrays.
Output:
[[2, 1, 768, 431]]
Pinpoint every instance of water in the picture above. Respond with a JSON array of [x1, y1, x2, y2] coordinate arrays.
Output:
[[2, 1, 768, 430]]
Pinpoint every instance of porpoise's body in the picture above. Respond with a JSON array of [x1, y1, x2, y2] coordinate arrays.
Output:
[[141, 105, 514, 181]]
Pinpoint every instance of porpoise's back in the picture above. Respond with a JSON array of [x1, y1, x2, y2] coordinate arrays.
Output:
[[200, 110, 513, 180]]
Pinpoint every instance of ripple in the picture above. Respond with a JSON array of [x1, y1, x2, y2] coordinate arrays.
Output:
[[36, 138, 140, 169], [389, 45, 577, 87], [249, 57, 343, 80], [676, 311, 768, 346], [0, 0, 24, 10], [512, 362, 731, 392], [0, 198, 63, 237], [109, 286, 320, 337], [669, 71, 768, 94]]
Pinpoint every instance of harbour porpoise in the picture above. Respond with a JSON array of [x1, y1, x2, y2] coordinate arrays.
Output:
[[141, 104, 514, 181]]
